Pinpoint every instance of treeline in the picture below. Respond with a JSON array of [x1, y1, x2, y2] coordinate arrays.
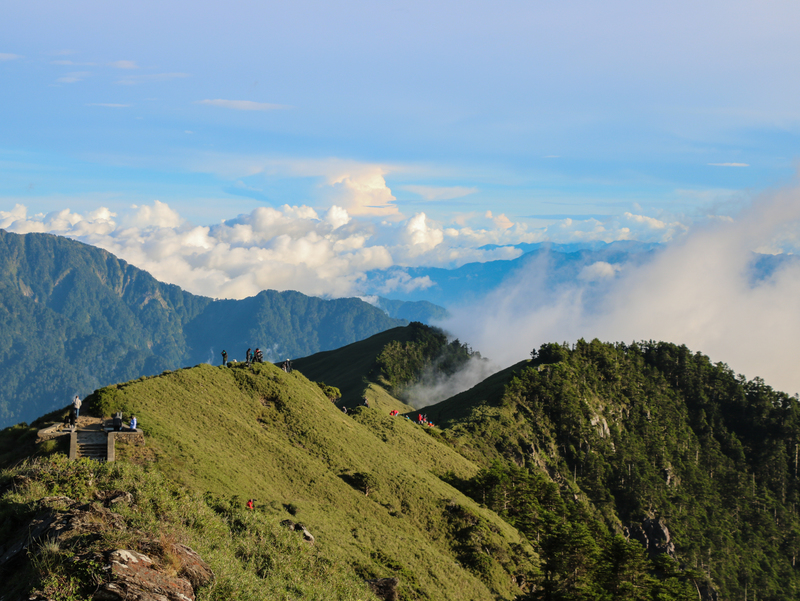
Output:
[[444, 339, 800, 600], [375, 321, 477, 394]]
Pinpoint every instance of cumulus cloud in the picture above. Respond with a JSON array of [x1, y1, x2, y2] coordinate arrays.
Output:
[[403, 213, 444, 254], [196, 99, 288, 111], [442, 184, 800, 396], [330, 168, 400, 217], [124, 200, 182, 228]]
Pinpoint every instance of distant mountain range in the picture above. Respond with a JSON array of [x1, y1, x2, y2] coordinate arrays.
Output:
[[359, 240, 796, 307], [0, 230, 444, 428]]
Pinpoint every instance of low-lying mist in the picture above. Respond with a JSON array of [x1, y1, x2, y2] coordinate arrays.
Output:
[[441, 184, 800, 396], [402, 356, 500, 409]]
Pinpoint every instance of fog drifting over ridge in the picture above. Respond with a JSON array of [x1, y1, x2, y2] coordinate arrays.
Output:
[[3, 183, 800, 395], [441, 184, 800, 396]]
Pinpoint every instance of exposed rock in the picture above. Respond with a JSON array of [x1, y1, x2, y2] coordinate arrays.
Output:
[[280, 519, 315, 544], [0, 491, 213, 601], [366, 577, 399, 601], [94, 489, 134, 506], [627, 517, 676, 558], [93, 549, 195, 601]]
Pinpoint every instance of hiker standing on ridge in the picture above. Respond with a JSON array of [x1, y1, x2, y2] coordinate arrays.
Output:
[[221, 350, 228, 365], [73, 395, 82, 418], [246, 348, 252, 365]]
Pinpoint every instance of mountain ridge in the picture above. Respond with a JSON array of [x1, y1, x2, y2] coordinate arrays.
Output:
[[0, 230, 444, 428]]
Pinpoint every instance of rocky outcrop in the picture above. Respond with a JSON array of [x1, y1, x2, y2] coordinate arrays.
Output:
[[0, 491, 213, 601], [280, 519, 315, 544], [626, 517, 675, 558], [94, 549, 202, 601]]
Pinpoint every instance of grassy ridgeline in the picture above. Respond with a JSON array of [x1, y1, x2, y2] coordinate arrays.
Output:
[[75, 361, 536, 600]]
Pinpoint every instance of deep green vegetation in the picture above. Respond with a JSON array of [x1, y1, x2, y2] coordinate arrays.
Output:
[[0, 230, 445, 428], [374, 321, 477, 395], [432, 339, 800, 600], [2, 323, 798, 600]]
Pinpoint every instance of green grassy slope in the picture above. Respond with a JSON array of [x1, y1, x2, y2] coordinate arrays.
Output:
[[0, 230, 431, 429], [82, 361, 537, 600], [292, 325, 418, 404]]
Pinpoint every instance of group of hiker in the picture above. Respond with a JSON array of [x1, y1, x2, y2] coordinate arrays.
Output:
[[222, 348, 266, 366], [388, 410, 435, 428], [64, 395, 138, 432], [112, 411, 138, 432], [222, 348, 293, 372]]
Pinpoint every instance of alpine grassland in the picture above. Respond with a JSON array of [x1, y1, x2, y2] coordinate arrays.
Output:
[[11, 357, 535, 600], [3, 324, 800, 599]]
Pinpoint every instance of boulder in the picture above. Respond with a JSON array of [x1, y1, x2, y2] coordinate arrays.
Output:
[[280, 519, 315, 544], [93, 549, 195, 601]]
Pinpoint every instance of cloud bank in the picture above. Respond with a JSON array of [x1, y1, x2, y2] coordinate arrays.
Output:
[[442, 184, 800, 396]]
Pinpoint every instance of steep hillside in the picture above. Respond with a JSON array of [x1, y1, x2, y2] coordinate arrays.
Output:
[[4, 329, 798, 600], [294, 321, 477, 408], [0, 230, 446, 428], [424, 340, 800, 600], [299, 328, 800, 599], [0, 360, 538, 600]]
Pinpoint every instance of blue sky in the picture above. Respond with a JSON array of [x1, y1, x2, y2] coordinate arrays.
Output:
[[3, 0, 799, 231], [4, 0, 800, 391]]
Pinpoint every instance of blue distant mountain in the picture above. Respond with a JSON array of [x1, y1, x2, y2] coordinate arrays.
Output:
[[359, 241, 662, 307]]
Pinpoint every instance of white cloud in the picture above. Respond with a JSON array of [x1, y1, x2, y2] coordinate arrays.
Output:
[[373, 270, 435, 294], [492, 213, 514, 230], [578, 261, 620, 281], [324, 205, 350, 229], [124, 200, 182, 228], [330, 168, 400, 217], [197, 99, 288, 111], [403, 213, 443, 253], [0, 53, 22, 61], [403, 185, 478, 201], [443, 183, 800, 396], [624, 212, 666, 229], [0, 204, 28, 229]]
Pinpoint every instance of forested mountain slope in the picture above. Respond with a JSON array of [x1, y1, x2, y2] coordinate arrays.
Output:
[[427, 340, 800, 600], [0, 230, 437, 428], [3, 324, 798, 599], [297, 328, 800, 599]]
